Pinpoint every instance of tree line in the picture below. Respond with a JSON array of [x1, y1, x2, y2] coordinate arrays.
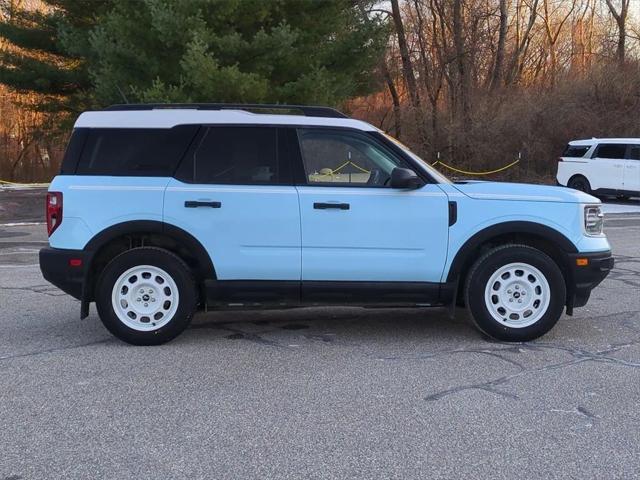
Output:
[[0, 0, 638, 182]]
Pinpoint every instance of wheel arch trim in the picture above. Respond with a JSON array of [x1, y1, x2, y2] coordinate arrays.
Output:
[[79, 220, 215, 318], [84, 220, 215, 279], [445, 221, 578, 282]]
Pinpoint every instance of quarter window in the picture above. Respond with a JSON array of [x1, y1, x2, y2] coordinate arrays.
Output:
[[76, 126, 197, 176], [562, 145, 590, 158], [191, 127, 287, 185], [297, 129, 405, 186], [594, 144, 627, 159], [627, 145, 640, 160]]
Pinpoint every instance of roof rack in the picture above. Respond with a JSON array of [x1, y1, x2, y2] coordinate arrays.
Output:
[[103, 103, 349, 119]]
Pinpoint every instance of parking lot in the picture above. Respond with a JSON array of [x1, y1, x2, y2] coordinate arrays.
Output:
[[1, 189, 639, 479]]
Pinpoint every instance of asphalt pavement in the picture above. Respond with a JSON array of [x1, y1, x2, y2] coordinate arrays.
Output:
[[1, 188, 639, 479]]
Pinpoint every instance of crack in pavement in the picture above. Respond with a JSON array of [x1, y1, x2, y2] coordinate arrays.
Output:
[[416, 340, 640, 401], [0, 338, 114, 363], [550, 406, 598, 419], [189, 322, 288, 348], [1, 285, 68, 297]]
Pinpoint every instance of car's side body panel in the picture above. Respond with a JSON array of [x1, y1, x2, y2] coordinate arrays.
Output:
[[296, 183, 450, 282], [48, 175, 170, 249], [164, 180, 302, 281]]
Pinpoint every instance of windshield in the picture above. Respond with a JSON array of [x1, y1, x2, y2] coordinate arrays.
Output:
[[382, 133, 452, 184]]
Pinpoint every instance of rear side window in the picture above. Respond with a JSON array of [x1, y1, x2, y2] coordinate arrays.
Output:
[[562, 145, 590, 158], [627, 145, 640, 160], [187, 127, 290, 185], [60, 128, 89, 174], [594, 143, 627, 159], [76, 126, 198, 176]]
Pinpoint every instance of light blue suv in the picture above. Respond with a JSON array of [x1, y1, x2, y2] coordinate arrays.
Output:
[[39, 104, 613, 345]]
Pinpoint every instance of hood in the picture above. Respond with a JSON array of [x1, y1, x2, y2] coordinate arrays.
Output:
[[452, 181, 600, 203]]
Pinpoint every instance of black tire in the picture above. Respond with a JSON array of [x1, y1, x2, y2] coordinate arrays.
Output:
[[95, 247, 197, 345], [464, 244, 566, 342], [567, 175, 591, 194]]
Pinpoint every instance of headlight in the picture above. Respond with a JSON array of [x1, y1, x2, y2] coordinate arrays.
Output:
[[584, 205, 604, 236]]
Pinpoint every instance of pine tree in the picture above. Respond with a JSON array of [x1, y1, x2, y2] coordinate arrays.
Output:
[[88, 0, 388, 106], [0, 0, 109, 111]]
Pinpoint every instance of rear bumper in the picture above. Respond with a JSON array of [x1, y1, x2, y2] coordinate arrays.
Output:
[[39, 247, 88, 300], [567, 250, 614, 310]]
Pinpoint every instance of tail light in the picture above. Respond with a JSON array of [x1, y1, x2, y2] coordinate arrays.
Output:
[[46, 192, 63, 236]]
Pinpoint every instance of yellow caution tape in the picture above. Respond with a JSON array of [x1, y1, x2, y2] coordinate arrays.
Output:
[[314, 160, 371, 179], [346, 162, 371, 174], [431, 159, 519, 176], [0, 179, 50, 187]]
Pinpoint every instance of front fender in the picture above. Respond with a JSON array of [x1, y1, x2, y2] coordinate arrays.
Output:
[[444, 219, 578, 282]]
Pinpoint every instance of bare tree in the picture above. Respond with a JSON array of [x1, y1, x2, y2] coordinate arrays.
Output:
[[390, 0, 421, 113], [490, 0, 508, 90], [506, 0, 539, 85], [604, 0, 631, 64]]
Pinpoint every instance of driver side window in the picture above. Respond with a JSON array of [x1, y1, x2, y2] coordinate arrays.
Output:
[[297, 128, 404, 187]]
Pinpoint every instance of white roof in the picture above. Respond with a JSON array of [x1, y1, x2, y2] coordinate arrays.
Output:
[[569, 137, 640, 145], [74, 109, 377, 131]]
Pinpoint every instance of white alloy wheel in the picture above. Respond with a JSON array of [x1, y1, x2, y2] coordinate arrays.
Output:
[[111, 264, 180, 331], [483, 262, 551, 328]]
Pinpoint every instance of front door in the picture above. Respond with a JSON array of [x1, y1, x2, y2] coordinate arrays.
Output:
[[164, 127, 301, 301], [294, 128, 449, 301]]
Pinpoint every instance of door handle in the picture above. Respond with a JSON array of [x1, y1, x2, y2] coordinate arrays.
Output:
[[314, 202, 350, 210], [184, 200, 222, 208]]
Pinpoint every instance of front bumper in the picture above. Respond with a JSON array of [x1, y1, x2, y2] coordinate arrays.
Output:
[[566, 250, 614, 311], [39, 247, 88, 300]]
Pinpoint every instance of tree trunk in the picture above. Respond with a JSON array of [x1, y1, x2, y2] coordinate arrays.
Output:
[[490, 0, 508, 90], [605, 0, 630, 65], [382, 62, 402, 139], [452, 0, 470, 127], [506, 0, 538, 85], [390, 0, 428, 148], [390, 0, 421, 113]]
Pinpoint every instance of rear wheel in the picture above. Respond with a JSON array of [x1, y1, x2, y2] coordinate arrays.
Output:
[[464, 244, 566, 342], [96, 247, 197, 345], [567, 175, 591, 194]]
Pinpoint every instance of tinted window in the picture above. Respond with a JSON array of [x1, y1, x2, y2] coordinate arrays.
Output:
[[298, 129, 405, 186], [595, 144, 627, 159], [60, 128, 88, 174], [627, 145, 640, 160], [191, 127, 287, 185], [562, 145, 589, 158], [76, 126, 197, 176]]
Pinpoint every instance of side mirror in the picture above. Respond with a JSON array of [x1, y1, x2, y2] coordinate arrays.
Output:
[[390, 167, 424, 189]]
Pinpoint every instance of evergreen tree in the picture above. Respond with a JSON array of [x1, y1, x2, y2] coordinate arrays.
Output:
[[0, 0, 110, 111], [88, 0, 388, 106]]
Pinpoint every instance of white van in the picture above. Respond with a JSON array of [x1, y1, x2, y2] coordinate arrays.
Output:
[[557, 138, 640, 198]]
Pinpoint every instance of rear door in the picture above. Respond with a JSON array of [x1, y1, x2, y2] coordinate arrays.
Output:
[[293, 127, 449, 300], [590, 143, 626, 191], [164, 126, 301, 290], [624, 144, 640, 192]]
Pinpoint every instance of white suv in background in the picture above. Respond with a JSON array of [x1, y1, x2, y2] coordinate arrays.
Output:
[[557, 138, 640, 199]]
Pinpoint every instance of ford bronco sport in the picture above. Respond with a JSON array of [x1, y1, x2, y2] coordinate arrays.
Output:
[[40, 104, 613, 345]]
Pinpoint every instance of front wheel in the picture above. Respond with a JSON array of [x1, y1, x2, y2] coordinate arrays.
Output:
[[96, 247, 197, 345], [464, 245, 566, 342]]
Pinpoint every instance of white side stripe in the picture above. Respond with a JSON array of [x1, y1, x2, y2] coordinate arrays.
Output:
[[468, 193, 565, 202], [69, 185, 165, 191], [166, 187, 294, 194]]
